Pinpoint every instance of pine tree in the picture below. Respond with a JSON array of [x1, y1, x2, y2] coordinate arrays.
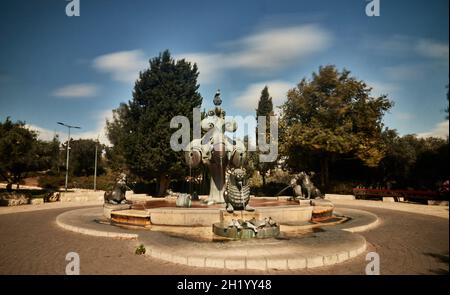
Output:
[[256, 86, 276, 186], [106, 50, 202, 195]]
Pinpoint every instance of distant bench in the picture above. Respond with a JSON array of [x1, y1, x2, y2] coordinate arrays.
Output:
[[352, 188, 446, 203]]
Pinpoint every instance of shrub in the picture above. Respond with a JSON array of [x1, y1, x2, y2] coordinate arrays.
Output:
[[37, 175, 65, 190], [135, 244, 146, 255]]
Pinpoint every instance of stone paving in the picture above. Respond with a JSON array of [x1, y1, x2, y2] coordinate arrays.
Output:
[[0, 200, 448, 274]]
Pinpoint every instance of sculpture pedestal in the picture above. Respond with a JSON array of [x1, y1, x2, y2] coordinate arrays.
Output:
[[220, 210, 262, 224], [103, 203, 131, 219], [213, 210, 280, 240], [110, 209, 151, 227], [212, 223, 280, 239]]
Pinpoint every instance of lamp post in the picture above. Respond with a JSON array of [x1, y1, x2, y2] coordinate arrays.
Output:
[[57, 122, 81, 192], [94, 137, 99, 191]]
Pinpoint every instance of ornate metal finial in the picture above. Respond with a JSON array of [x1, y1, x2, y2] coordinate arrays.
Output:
[[213, 89, 222, 106]]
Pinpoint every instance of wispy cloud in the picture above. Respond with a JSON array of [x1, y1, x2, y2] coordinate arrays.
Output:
[[93, 50, 148, 83], [382, 64, 424, 81], [232, 80, 292, 113], [366, 80, 399, 97], [28, 109, 113, 145], [415, 39, 449, 61], [395, 112, 414, 121], [26, 124, 57, 141], [52, 83, 99, 98], [72, 109, 113, 145], [417, 120, 449, 139], [180, 53, 224, 85], [180, 24, 332, 85], [366, 35, 449, 62]]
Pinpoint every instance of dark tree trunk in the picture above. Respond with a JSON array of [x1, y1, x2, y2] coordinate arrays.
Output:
[[320, 156, 329, 188], [158, 175, 170, 196]]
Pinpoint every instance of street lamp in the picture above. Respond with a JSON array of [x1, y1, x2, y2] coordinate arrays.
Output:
[[94, 136, 99, 191], [57, 122, 81, 192]]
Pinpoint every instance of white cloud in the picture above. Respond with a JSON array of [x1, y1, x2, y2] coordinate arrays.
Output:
[[180, 24, 332, 85], [371, 35, 411, 53], [366, 80, 399, 97], [227, 25, 331, 70], [395, 112, 414, 121], [52, 83, 99, 98], [417, 120, 449, 139], [383, 64, 424, 81], [232, 80, 292, 113], [28, 110, 113, 145], [178, 53, 224, 85], [72, 110, 113, 145], [416, 39, 449, 61], [93, 50, 148, 83], [367, 35, 449, 62], [26, 124, 57, 141]]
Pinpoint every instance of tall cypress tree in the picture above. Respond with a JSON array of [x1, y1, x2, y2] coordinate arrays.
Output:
[[107, 50, 202, 195], [256, 86, 276, 186]]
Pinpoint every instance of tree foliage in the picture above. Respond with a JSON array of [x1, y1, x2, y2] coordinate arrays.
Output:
[[280, 65, 393, 186], [0, 117, 58, 189], [106, 50, 202, 194], [64, 138, 105, 177]]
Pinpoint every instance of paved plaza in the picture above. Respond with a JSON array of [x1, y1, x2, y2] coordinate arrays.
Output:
[[0, 199, 448, 275]]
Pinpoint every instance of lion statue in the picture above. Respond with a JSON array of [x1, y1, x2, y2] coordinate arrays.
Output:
[[224, 168, 253, 213]]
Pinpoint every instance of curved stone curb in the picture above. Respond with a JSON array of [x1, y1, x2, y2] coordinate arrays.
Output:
[[56, 208, 138, 239], [138, 230, 367, 271], [332, 208, 380, 233], [55, 207, 378, 270]]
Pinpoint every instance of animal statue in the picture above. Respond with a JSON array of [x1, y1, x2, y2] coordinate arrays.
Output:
[[176, 193, 192, 208], [292, 172, 323, 200], [104, 173, 129, 204], [224, 168, 253, 213], [227, 217, 278, 233]]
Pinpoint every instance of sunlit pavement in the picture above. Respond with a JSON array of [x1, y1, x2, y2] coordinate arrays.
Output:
[[0, 201, 448, 275]]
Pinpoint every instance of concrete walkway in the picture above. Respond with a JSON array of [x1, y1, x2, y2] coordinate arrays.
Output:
[[0, 203, 447, 274], [0, 200, 103, 215], [331, 199, 449, 219]]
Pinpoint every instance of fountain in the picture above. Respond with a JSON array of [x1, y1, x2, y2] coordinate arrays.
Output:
[[102, 90, 339, 240], [56, 90, 379, 271]]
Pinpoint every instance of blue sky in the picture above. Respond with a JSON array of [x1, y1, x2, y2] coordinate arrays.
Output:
[[0, 0, 448, 144]]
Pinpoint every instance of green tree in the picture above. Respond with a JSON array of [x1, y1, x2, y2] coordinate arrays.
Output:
[[106, 50, 202, 195], [255, 86, 276, 185], [66, 138, 105, 177], [0, 117, 39, 189], [280, 65, 393, 187], [35, 135, 61, 175], [378, 131, 420, 188]]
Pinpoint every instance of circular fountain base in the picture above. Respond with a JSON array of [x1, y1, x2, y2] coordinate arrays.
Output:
[[212, 222, 280, 239], [56, 206, 379, 270]]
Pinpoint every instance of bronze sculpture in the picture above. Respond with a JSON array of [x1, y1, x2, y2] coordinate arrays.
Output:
[[104, 173, 129, 204], [185, 90, 246, 205], [224, 168, 253, 212], [291, 171, 323, 200]]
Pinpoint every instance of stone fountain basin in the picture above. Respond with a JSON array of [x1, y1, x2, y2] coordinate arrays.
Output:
[[145, 206, 313, 226], [108, 197, 330, 227]]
